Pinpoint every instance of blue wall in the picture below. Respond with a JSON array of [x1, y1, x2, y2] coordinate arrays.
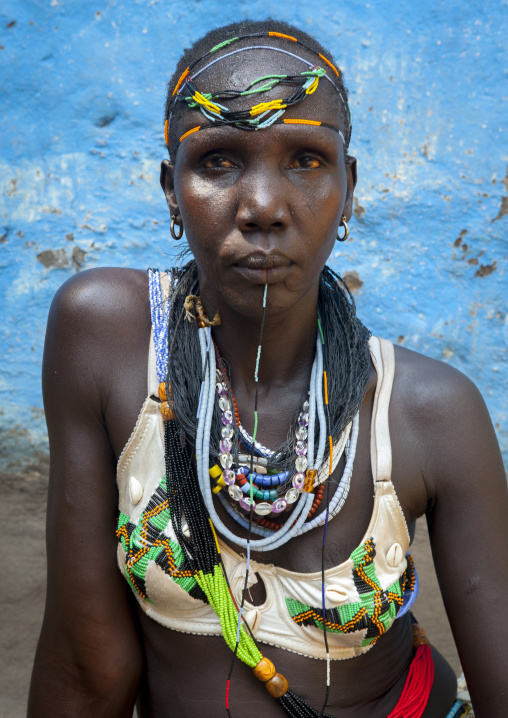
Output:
[[1, 0, 506, 470]]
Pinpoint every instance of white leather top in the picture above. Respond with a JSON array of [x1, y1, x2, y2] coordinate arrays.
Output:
[[116, 303, 413, 660]]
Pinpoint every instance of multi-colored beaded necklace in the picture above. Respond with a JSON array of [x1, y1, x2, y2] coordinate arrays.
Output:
[[206, 324, 359, 537], [149, 266, 371, 717]]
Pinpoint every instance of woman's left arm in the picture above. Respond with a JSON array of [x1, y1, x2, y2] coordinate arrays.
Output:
[[424, 369, 508, 717]]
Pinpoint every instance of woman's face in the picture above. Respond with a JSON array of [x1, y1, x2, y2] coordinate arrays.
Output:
[[161, 49, 356, 319]]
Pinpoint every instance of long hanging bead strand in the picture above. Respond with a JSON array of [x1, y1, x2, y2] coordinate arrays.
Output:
[[227, 286, 336, 718], [227, 283, 269, 714], [164, 317, 263, 667], [277, 319, 341, 718], [319, 317, 332, 716]]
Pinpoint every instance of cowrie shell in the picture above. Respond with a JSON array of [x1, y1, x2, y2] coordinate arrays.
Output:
[[386, 543, 404, 567], [182, 523, 191, 538], [325, 585, 349, 605], [129, 476, 143, 505]]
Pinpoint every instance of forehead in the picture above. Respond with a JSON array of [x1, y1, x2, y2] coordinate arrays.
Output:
[[193, 45, 324, 87]]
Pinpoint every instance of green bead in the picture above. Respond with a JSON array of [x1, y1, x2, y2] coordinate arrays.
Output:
[[269, 489, 278, 501]]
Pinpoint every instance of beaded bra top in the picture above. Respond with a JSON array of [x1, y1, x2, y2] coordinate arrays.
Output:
[[115, 272, 417, 661]]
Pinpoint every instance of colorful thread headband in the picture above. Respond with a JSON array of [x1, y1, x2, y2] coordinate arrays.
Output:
[[165, 31, 351, 155], [178, 68, 325, 128]]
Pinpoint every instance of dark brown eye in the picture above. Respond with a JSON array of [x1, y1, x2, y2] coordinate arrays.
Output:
[[287, 155, 322, 169], [203, 156, 235, 169]]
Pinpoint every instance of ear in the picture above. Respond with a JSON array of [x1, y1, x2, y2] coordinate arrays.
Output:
[[160, 159, 179, 218], [343, 155, 357, 222]]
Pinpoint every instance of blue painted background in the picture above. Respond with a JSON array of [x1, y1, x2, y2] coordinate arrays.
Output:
[[1, 0, 506, 471]]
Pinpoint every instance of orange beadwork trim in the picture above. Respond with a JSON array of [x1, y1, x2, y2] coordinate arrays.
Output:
[[116, 524, 130, 544], [173, 67, 190, 95], [283, 118, 322, 126], [232, 392, 241, 426], [179, 126, 201, 143], [268, 31, 297, 42], [164, 119, 169, 147], [318, 52, 339, 77], [292, 606, 368, 633]]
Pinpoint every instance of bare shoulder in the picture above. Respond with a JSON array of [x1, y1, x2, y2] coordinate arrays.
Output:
[[48, 267, 149, 339], [391, 343, 504, 497], [392, 343, 482, 416], [43, 267, 151, 413]]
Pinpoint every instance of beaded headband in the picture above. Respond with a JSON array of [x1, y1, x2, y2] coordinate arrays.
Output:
[[165, 31, 351, 156]]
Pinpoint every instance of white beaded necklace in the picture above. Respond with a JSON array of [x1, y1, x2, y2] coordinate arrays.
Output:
[[196, 323, 359, 549]]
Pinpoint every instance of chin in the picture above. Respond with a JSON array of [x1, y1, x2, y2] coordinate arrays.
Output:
[[200, 271, 320, 321]]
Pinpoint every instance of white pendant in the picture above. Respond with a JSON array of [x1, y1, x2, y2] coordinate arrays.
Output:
[[325, 585, 349, 606], [129, 476, 143, 505], [386, 543, 404, 567]]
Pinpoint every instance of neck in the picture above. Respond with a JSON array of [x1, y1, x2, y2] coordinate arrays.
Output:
[[208, 285, 319, 392], [197, 279, 320, 445]]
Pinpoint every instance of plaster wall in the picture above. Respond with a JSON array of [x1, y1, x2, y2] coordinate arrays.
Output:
[[0, 0, 506, 470]]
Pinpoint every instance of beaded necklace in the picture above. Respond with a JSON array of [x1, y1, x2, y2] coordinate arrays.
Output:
[[215, 371, 312, 516], [213, 378, 359, 533], [151, 267, 368, 717], [197, 332, 316, 550], [209, 332, 359, 537]]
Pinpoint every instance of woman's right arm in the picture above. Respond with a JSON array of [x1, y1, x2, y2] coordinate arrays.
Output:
[[28, 273, 143, 717]]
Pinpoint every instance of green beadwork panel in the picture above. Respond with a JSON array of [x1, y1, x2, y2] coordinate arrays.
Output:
[[285, 537, 415, 647]]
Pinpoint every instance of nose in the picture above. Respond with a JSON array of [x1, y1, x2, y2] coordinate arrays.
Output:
[[235, 167, 291, 235]]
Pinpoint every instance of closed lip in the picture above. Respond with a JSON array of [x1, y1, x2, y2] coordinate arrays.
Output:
[[233, 252, 293, 283], [234, 252, 292, 270]]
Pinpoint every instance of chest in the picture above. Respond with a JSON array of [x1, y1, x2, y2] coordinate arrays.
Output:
[[109, 356, 422, 580]]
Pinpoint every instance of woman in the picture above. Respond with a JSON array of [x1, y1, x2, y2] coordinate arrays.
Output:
[[28, 19, 508, 718]]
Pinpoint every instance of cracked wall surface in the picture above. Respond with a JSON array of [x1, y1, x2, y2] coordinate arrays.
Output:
[[0, 0, 506, 470]]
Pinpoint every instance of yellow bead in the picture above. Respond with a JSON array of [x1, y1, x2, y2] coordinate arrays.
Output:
[[253, 657, 276, 683], [264, 673, 289, 698], [160, 401, 174, 421], [209, 464, 222, 479]]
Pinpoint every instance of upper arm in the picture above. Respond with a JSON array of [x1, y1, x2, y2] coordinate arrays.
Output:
[[29, 271, 144, 717], [423, 368, 508, 716]]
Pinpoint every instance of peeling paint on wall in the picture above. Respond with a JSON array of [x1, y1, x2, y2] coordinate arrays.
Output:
[[0, 0, 507, 470]]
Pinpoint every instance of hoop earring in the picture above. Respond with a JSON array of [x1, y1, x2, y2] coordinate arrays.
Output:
[[336, 215, 349, 242], [170, 215, 184, 240]]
